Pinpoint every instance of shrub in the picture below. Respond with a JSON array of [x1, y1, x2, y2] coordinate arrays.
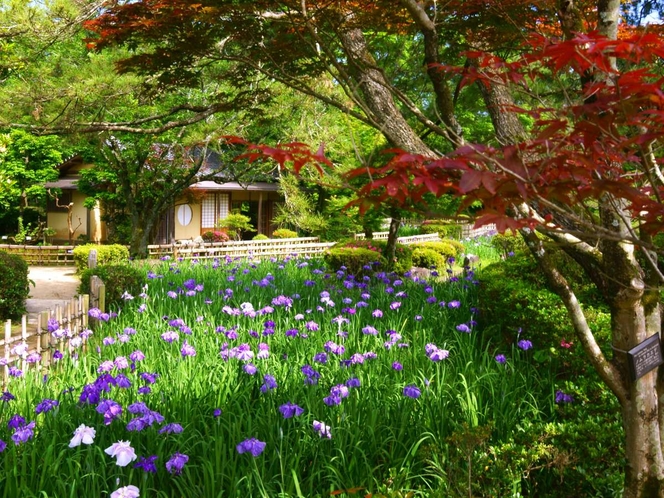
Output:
[[324, 247, 387, 276], [217, 213, 255, 240], [79, 263, 146, 311], [490, 230, 525, 258], [419, 223, 447, 236], [412, 247, 446, 269], [420, 221, 465, 240], [0, 251, 30, 320], [253, 234, 269, 240], [272, 228, 298, 239], [201, 230, 230, 243], [336, 239, 413, 274], [72, 244, 130, 274], [477, 248, 609, 350], [412, 241, 460, 261]]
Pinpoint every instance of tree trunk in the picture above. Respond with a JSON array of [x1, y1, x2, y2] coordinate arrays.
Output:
[[129, 211, 158, 259], [337, 25, 434, 156], [385, 213, 401, 271]]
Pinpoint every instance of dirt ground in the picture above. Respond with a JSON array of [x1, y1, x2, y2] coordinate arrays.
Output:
[[26, 266, 81, 316]]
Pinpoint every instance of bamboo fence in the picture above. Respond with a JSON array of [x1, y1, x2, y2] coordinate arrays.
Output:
[[2, 295, 95, 380]]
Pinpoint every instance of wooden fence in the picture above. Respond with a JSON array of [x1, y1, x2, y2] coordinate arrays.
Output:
[[2, 295, 94, 379], [149, 237, 335, 261], [1, 230, 495, 266], [354, 233, 441, 244], [0, 244, 75, 265]]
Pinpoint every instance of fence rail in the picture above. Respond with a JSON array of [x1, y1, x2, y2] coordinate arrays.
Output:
[[2, 229, 495, 266], [354, 233, 441, 244], [0, 244, 75, 265], [2, 295, 92, 379]]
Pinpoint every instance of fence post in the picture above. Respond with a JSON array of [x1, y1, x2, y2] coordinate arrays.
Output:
[[90, 276, 106, 313], [88, 249, 97, 269], [39, 310, 50, 367], [4, 320, 11, 379]]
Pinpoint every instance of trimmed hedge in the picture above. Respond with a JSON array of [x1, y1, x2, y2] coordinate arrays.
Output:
[[72, 244, 130, 274], [272, 228, 298, 239], [253, 234, 269, 241], [338, 239, 413, 274], [79, 263, 146, 311], [0, 250, 30, 320], [412, 247, 446, 269], [324, 247, 387, 277], [412, 241, 460, 262]]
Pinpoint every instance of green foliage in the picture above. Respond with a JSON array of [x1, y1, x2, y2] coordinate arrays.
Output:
[[490, 230, 526, 258], [419, 223, 448, 237], [477, 249, 610, 349], [320, 195, 364, 241], [338, 239, 413, 274], [413, 241, 460, 261], [324, 247, 387, 276], [79, 263, 145, 311], [274, 174, 329, 236], [412, 247, 446, 269], [72, 244, 130, 274], [0, 250, 29, 320], [252, 233, 269, 240], [272, 228, 298, 239], [0, 130, 68, 234], [217, 213, 255, 240]]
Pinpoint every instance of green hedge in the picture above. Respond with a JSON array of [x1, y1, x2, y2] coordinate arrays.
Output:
[[412, 241, 460, 262], [412, 247, 446, 269], [477, 248, 610, 350], [338, 239, 413, 274], [72, 244, 130, 274], [324, 247, 387, 276], [0, 250, 30, 320], [79, 263, 146, 311], [272, 228, 298, 239]]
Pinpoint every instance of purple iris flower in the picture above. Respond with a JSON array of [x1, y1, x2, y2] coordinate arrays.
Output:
[[96, 399, 123, 425], [279, 402, 304, 418], [243, 363, 258, 375], [305, 321, 319, 332], [166, 452, 189, 475], [555, 390, 574, 404], [35, 399, 59, 415], [134, 455, 158, 473], [495, 354, 507, 364], [159, 423, 184, 434], [260, 374, 278, 392], [403, 384, 421, 399], [237, 437, 266, 457], [313, 352, 328, 364], [518, 340, 533, 351], [180, 341, 196, 357], [8, 414, 25, 430], [11, 421, 35, 445]]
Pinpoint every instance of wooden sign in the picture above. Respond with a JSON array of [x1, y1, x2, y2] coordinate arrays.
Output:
[[627, 334, 664, 381]]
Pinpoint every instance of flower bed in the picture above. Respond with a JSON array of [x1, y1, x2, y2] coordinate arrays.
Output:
[[0, 255, 552, 497]]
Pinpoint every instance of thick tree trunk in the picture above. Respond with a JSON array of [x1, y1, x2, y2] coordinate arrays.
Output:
[[337, 25, 434, 156]]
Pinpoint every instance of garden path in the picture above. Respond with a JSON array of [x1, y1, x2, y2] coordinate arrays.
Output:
[[26, 266, 80, 322]]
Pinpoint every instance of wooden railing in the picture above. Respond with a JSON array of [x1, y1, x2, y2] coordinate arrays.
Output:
[[0, 244, 75, 265], [2, 295, 93, 378], [149, 237, 335, 261], [354, 233, 441, 244]]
